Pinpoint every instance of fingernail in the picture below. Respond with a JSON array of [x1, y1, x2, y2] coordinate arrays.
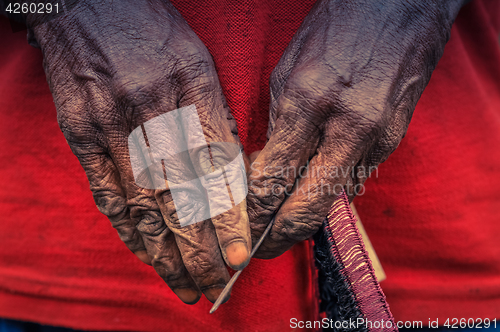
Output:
[[204, 287, 225, 303], [224, 241, 250, 270], [134, 250, 152, 265], [174, 288, 201, 305]]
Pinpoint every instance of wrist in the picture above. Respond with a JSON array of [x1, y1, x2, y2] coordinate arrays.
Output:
[[318, 0, 466, 26], [29, 0, 179, 46]]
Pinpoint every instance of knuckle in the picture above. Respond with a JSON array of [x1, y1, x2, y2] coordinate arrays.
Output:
[[180, 78, 217, 103], [278, 68, 336, 124], [157, 189, 206, 228], [93, 191, 128, 219], [176, 49, 212, 80], [136, 212, 167, 237], [92, 190, 144, 250], [337, 98, 390, 145], [112, 75, 156, 108], [116, 226, 142, 250], [181, 42, 208, 64], [285, 65, 332, 101], [150, 246, 178, 269], [248, 176, 290, 207], [158, 266, 185, 285], [368, 120, 406, 165], [57, 108, 95, 143], [278, 211, 322, 243], [170, 36, 206, 58]]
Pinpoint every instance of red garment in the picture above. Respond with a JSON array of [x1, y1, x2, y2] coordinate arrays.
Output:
[[0, 0, 499, 331], [356, 0, 500, 321], [0, 1, 318, 331]]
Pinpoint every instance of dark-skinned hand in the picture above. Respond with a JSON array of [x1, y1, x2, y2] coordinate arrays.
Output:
[[26, 0, 251, 304], [247, 0, 468, 258]]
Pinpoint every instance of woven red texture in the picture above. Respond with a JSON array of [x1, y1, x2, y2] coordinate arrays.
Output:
[[355, 0, 500, 322], [168, 0, 317, 154], [0, 1, 318, 330], [0, 0, 500, 330]]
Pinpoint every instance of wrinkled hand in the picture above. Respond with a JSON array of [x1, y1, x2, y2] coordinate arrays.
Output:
[[29, 0, 251, 304], [247, 0, 466, 258]]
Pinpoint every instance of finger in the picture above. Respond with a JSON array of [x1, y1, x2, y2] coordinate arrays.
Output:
[[85, 153, 147, 256], [188, 140, 250, 269], [59, 116, 147, 259], [139, 211, 202, 304], [254, 133, 365, 259], [108, 126, 202, 304], [102, 74, 205, 301], [177, 67, 251, 270], [55, 90, 152, 266], [173, 224, 230, 304], [157, 190, 231, 303], [113, 79, 233, 302], [136, 109, 232, 303], [247, 92, 321, 243], [254, 154, 346, 258]]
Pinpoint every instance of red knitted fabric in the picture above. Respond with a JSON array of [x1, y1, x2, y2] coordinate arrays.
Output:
[[168, 0, 318, 154], [0, 1, 319, 330], [356, 0, 500, 322]]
